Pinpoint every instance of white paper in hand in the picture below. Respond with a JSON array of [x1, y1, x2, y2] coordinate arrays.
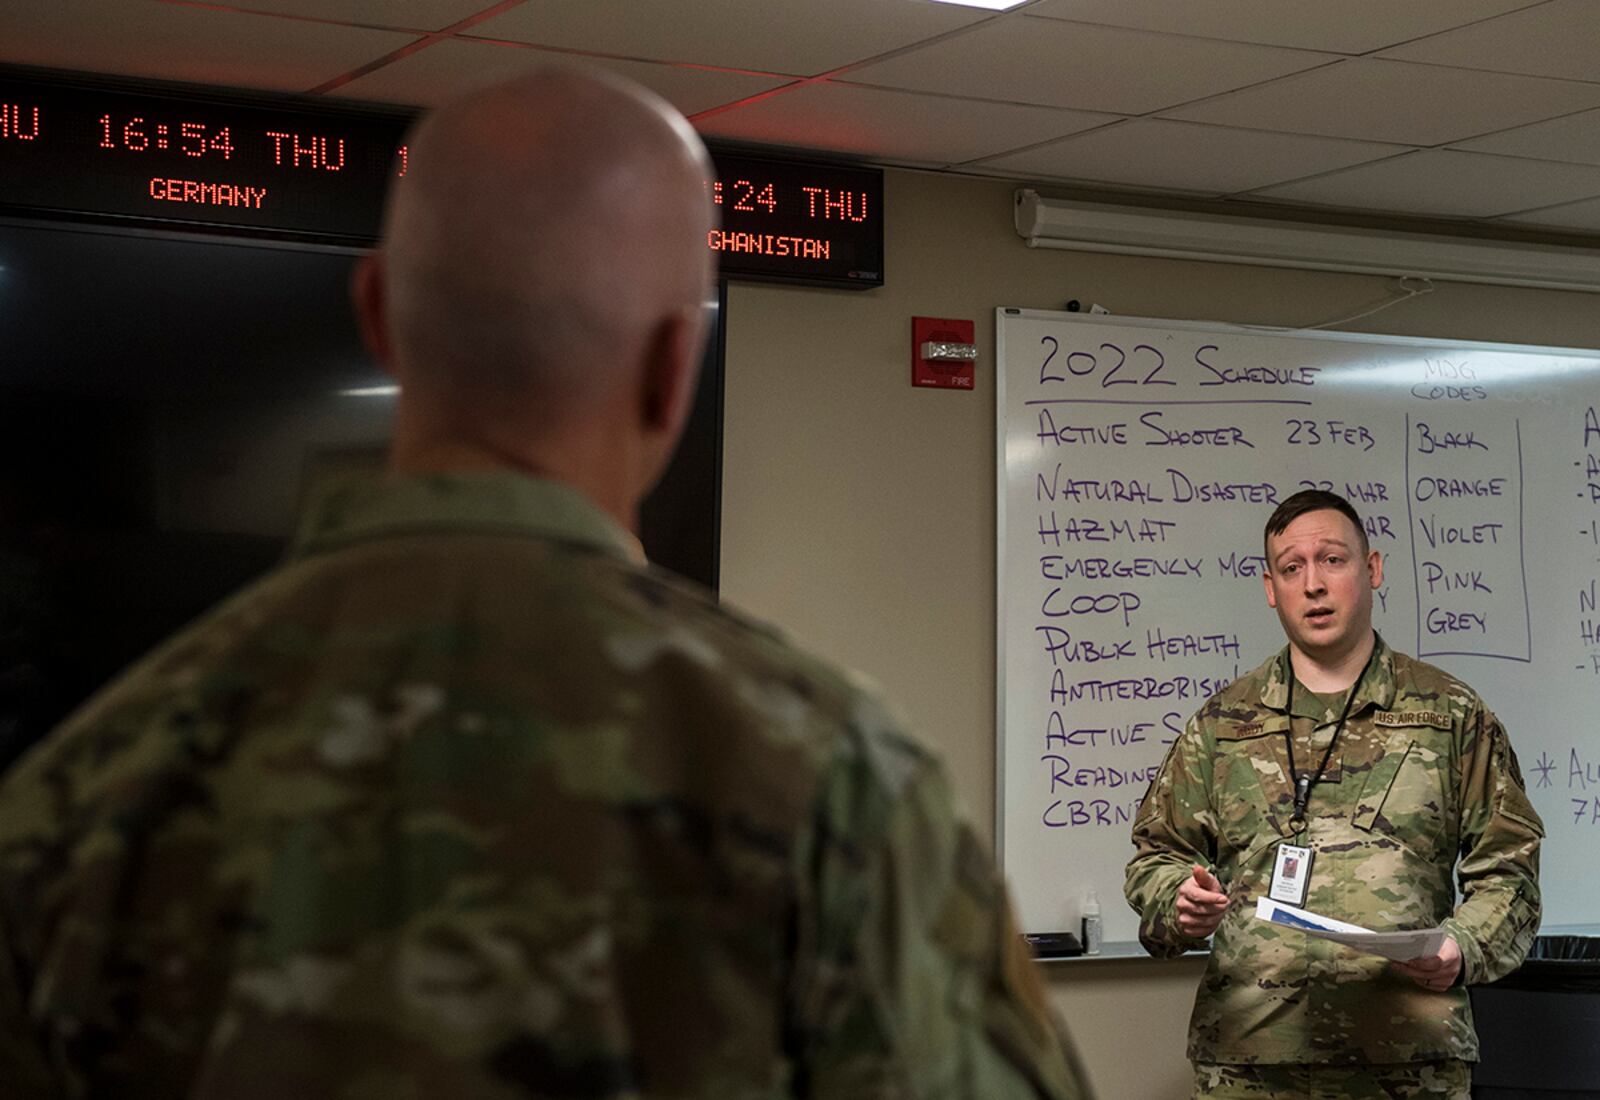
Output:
[[1254, 897, 1448, 962]]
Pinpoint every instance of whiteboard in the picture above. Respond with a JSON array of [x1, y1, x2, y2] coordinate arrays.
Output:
[[996, 308, 1600, 947]]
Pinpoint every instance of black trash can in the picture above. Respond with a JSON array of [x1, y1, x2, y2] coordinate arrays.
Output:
[[1472, 936, 1600, 1099]]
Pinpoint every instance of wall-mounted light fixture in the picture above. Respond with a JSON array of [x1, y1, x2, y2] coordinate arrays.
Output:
[[1015, 189, 1600, 294]]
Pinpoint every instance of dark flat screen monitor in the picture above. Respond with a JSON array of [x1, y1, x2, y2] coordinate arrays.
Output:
[[0, 219, 724, 773]]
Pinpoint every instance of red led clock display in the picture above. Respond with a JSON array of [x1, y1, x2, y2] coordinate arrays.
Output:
[[0, 69, 411, 243], [705, 153, 883, 288], [1, 68, 882, 286]]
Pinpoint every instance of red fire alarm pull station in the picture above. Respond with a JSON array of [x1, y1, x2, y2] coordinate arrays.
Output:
[[912, 317, 977, 390]]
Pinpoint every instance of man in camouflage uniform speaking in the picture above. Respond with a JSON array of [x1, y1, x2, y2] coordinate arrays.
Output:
[[0, 69, 1090, 1099], [1126, 489, 1542, 1099]]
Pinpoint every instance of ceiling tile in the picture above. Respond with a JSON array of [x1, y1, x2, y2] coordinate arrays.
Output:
[[1250, 149, 1600, 218], [1498, 196, 1600, 233], [466, 0, 988, 76], [699, 83, 1115, 165], [974, 119, 1405, 195], [1026, 0, 1533, 54], [1451, 108, 1600, 166], [1164, 58, 1600, 146], [842, 15, 1335, 114], [0, 0, 415, 93], [337, 38, 787, 113], [1378, 0, 1600, 83], [227, 0, 492, 31]]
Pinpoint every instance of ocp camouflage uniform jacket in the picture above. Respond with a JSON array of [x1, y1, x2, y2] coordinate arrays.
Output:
[[1125, 636, 1542, 1066], [0, 472, 1090, 1100]]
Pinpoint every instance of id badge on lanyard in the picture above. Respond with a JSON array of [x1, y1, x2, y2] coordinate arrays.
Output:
[[1270, 648, 1372, 911], [1269, 842, 1314, 907]]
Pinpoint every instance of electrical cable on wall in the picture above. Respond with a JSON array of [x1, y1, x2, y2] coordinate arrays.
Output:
[[1250, 277, 1437, 333]]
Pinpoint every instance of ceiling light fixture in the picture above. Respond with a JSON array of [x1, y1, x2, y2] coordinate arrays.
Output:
[[1015, 189, 1600, 294], [927, 0, 1031, 10]]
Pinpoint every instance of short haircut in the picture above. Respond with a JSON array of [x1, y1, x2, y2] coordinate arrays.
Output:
[[1263, 488, 1369, 559]]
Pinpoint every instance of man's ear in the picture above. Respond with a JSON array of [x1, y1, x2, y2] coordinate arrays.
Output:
[[640, 305, 705, 442], [1263, 571, 1278, 609], [351, 251, 394, 372], [1367, 548, 1385, 590]]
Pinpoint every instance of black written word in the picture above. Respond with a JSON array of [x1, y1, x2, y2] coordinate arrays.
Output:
[[1169, 469, 1278, 504], [1425, 607, 1487, 634], [1345, 480, 1388, 504], [1584, 453, 1599, 478], [1043, 709, 1184, 747], [1583, 578, 1597, 615], [1033, 627, 1136, 663], [1412, 383, 1488, 401], [1050, 670, 1239, 704], [1038, 338, 1176, 387], [1140, 411, 1253, 448], [1415, 422, 1488, 454], [1285, 419, 1376, 451], [1146, 628, 1242, 662], [1038, 592, 1143, 626], [1045, 714, 1150, 748], [1586, 405, 1599, 447], [1037, 512, 1176, 546], [1367, 515, 1396, 540], [1570, 798, 1600, 826], [1417, 515, 1503, 549], [1034, 411, 1128, 447], [1421, 562, 1492, 595], [1035, 464, 1161, 503], [1412, 359, 1488, 401], [1425, 358, 1478, 382], [1197, 346, 1320, 387], [1033, 463, 1277, 506], [1219, 552, 1270, 578], [1572, 748, 1600, 790], [1301, 480, 1396, 538], [1413, 476, 1506, 501], [1039, 555, 1203, 580], [1034, 339, 1319, 389], [1039, 755, 1160, 791], [1042, 797, 1145, 830], [1579, 617, 1600, 646]]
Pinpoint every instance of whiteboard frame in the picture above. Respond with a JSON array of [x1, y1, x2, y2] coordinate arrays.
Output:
[[994, 305, 1600, 945]]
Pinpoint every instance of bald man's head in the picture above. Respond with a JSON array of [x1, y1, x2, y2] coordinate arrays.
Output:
[[372, 67, 714, 432]]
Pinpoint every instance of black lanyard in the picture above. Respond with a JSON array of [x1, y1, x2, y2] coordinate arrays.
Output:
[[1283, 645, 1376, 827]]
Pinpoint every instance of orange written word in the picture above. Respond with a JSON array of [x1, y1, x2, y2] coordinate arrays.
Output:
[[149, 177, 267, 209]]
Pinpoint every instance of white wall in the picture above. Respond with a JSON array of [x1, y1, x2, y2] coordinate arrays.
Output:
[[717, 167, 1600, 1099]]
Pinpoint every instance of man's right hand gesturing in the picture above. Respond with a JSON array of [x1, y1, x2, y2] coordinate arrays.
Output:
[[1175, 864, 1230, 939]]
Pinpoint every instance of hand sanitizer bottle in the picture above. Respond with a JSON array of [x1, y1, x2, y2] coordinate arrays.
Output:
[[1081, 890, 1102, 955]]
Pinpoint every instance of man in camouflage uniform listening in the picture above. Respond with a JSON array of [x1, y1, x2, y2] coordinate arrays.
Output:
[[0, 69, 1090, 1099], [1126, 489, 1542, 1099]]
